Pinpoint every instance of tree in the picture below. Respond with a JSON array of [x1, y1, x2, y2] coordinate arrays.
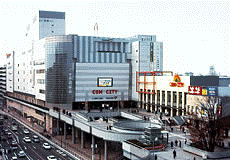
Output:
[[188, 96, 223, 152]]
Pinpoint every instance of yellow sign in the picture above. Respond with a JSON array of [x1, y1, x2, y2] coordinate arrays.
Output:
[[202, 89, 207, 95]]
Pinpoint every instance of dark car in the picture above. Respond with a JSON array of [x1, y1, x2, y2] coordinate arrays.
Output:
[[1, 136, 7, 142]]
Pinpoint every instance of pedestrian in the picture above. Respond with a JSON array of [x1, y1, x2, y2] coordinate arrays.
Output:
[[182, 127, 185, 133], [155, 154, 157, 160], [194, 157, 196, 160], [185, 138, 187, 144], [175, 139, 178, 146], [171, 141, 173, 148], [173, 150, 176, 159], [179, 140, 181, 147]]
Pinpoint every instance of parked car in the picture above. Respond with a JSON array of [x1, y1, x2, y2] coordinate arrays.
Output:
[[43, 143, 51, 149]]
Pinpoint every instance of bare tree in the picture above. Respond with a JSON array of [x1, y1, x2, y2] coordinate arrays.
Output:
[[188, 96, 223, 152]]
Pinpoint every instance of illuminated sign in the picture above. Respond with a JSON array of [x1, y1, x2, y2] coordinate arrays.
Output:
[[6, 53, 11, 58], [202, 88, 208, 95], [207, 87, 217, 96], [188, 86, 202, 95], [92, 90, 117, 94], [97, 77, 113, 87], [170, 75, 184, 87]]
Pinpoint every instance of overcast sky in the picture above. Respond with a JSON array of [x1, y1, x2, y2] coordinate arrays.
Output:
[[0, 0, 229, 76]]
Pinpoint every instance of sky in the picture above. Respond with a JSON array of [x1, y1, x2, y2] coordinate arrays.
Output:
[[0, 0, 229, 76]]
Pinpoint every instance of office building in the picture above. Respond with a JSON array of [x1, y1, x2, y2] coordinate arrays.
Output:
[[0, 65, 6, 109]]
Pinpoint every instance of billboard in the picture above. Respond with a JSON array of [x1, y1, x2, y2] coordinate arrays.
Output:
[[150, 42, 154, 62], [207, 87, 217, 96], [188, 86, 202, 95], [97, 77, 113, 87]]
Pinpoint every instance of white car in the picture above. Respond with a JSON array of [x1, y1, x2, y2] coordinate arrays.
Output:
[[23, 137, 31, 143], [43, 143, 51, 149], [18, 151, 25, 157], [47, 155, 57, 160], [24, 129, 29, 134], [56, 150, 66, 156], [12, 156, 18, 160]]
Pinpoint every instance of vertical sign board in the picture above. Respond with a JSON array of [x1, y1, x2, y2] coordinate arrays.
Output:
[[207, 87, 217, 96], [150, 42, 153, 62]]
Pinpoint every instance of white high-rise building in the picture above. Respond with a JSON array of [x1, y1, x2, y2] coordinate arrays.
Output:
[[130, 35, 163, 101]]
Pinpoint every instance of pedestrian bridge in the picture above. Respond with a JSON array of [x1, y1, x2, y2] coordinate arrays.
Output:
[[49, 109, 162, 142]]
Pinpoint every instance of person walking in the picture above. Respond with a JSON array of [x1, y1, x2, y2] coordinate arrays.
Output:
[[185, 138, 187, 144], [173, 149, 176, 159], [175, 139, 178, 146], [171, 141, 173, 148], [155, 154, 157, 160], [179, 140, 181, 147]]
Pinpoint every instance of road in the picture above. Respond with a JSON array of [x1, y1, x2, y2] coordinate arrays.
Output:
[[0, 114, 75, 160]]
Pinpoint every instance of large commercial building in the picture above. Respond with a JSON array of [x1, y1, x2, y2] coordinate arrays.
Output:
[[5, 10, 163, 132]]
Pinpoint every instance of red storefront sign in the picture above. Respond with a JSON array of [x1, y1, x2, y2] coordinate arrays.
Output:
[[169, 75, 184, 87], [188, 86, 202, 95], [92, 90, 118, 94]]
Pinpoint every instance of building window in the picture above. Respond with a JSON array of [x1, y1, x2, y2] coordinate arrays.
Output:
[[39, 89, 45, 94], [36, 69, 45, 74], [37, 79, 45, 84]]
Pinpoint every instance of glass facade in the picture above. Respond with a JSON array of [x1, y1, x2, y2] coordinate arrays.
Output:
[[45, 36, 74, 104]]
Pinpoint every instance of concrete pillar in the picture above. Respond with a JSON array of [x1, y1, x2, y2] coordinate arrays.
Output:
[[75, 128, 79, 139], [64, 122, 67, 140], [81, 130, 84, 149], [176, 91, 179, 116], [167, 133, 169, 143], [104, 140, 108, 160], [182, 92, 185, 116], [170, 91, 173, 117], [43, 113, 46, 132], [155, 91, 158, 112], [57, 118, 60, 135], [160, 90, 163, 113], [92, 135, 95, 160], [72, 119, 75, 144], [165, 91, 168, 115]]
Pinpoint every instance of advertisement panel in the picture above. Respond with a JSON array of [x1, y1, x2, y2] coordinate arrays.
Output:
[[207, 87, 217, 96], [202, 88, 208, 96], [150, 42, 153, 62], [97, 77, 113, 87], [188, 86, 202, 95]]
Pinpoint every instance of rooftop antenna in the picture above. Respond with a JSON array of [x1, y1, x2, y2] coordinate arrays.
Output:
[[94, 22, 98, 36]]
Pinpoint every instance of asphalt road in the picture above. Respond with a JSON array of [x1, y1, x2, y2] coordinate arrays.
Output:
[[0, 114, 75, 160]]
